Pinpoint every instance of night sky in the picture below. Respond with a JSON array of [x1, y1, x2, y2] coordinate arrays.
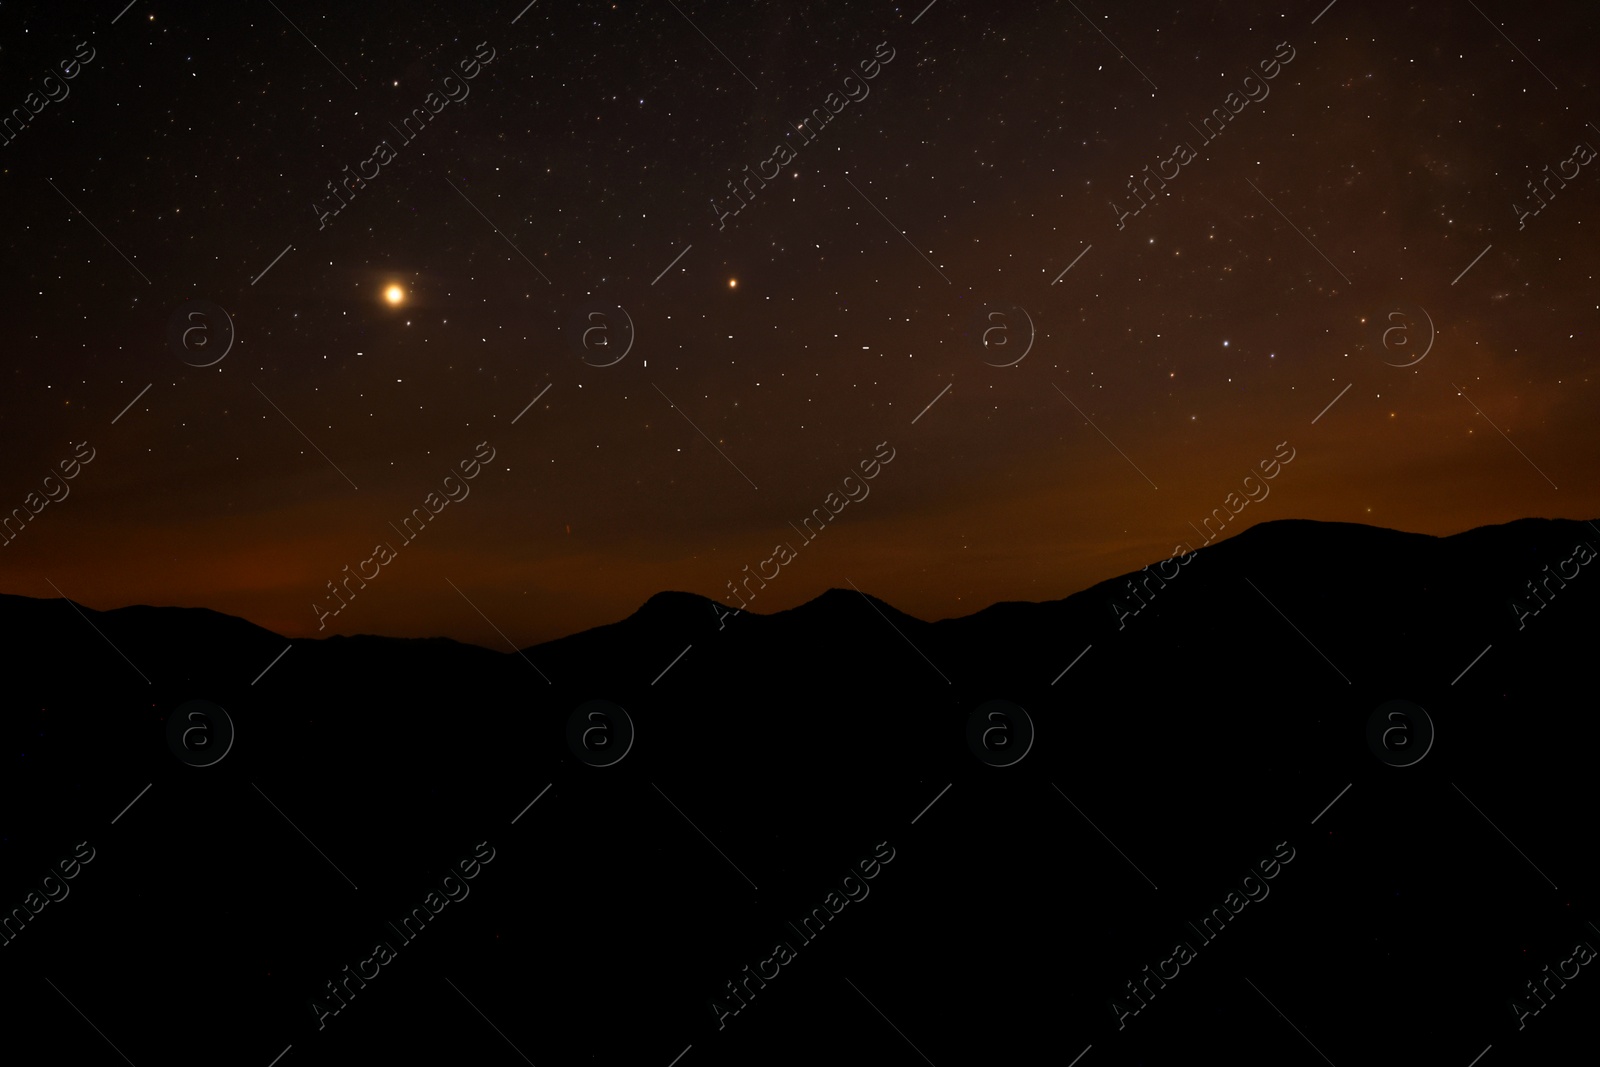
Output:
[[2, 0, 1596, 647]]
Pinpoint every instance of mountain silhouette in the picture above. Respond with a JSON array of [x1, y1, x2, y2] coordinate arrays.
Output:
[[3, 517, 1592, 693], [2, 517, 1597, 1067]]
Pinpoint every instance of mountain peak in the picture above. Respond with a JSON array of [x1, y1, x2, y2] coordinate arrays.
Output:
[[638, 590, 721, 617]]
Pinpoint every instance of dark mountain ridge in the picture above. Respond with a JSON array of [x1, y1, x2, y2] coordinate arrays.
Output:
[[2, 516, 1598, 1067], [1, 516, 1593, 695]]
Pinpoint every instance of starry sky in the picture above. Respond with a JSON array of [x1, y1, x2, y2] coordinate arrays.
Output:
[[1, 0, 1596, 647]]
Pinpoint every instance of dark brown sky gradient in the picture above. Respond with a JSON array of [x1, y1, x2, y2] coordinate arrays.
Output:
[[1, 1, 1595, 647]]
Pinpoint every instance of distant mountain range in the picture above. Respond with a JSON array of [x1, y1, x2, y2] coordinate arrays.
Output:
[[3, 516, 1597, 1067], [3, 518, 1587, 710], [3, 516, 1594, 698]]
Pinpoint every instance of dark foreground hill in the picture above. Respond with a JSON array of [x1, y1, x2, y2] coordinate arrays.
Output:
[[1, 517, 1597, 1067]]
